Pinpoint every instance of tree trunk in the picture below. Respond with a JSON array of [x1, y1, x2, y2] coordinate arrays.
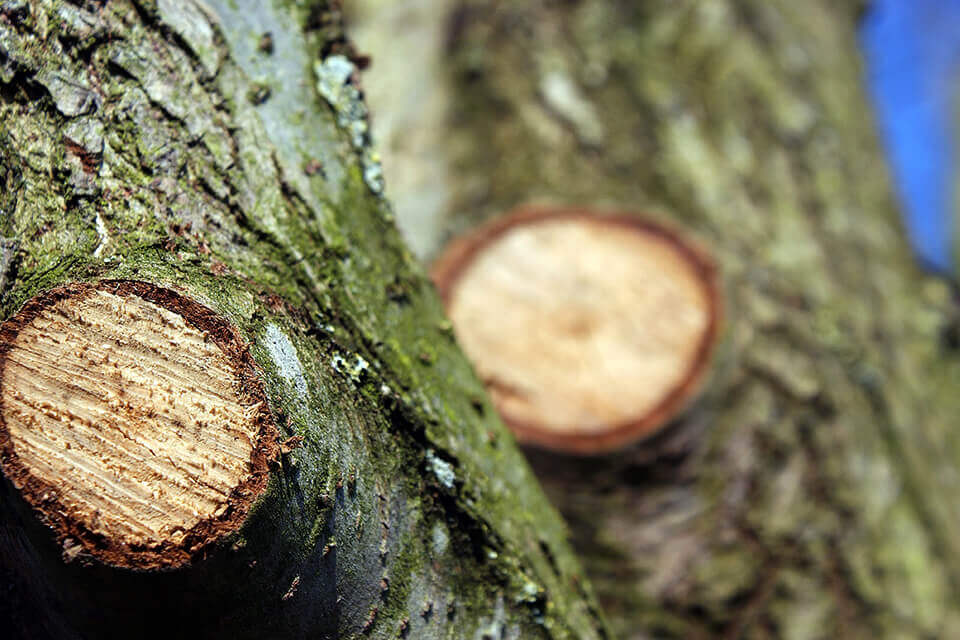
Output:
[[351, 0, 960, 638], [0, 1, 609, 639]]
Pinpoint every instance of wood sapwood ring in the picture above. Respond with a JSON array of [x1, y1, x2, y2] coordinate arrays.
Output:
[[432, 207, 721, 455], [0, 280, 279, 570]]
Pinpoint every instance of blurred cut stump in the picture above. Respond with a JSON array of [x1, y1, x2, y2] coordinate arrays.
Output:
[[351, 0, 960, 637]]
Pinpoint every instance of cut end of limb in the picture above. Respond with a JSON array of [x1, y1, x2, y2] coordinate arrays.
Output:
[[432, 207, 721, 455], [0, 281, 279, 569]]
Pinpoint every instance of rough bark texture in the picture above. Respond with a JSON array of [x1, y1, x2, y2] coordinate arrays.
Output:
[[0, 1, 609, 639], [350, 0, 960, 638]]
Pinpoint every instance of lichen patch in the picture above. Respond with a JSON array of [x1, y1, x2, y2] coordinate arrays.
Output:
[[264, 323, 308, 396]]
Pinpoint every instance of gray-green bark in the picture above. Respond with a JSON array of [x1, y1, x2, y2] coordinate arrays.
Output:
[[0, 1, 609, 639], [350, 0, 960, 638]]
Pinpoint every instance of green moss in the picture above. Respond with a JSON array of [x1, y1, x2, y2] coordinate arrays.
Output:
[[0, 1, 608, 637]]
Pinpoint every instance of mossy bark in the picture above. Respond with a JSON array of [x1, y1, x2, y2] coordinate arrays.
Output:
[[350, 0, 960, 638], [0, 1, 609, 639]]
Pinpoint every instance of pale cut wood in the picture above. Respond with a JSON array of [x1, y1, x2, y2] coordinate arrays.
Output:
[[434, 210, 719, 454], [0, 282, 275, 569]]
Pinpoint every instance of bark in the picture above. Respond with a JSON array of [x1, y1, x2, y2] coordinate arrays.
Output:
[[350, 0, 960, 638], [0, 1, 609, 639]]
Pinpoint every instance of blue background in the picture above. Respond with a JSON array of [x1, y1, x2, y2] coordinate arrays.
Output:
[[860, 0, 960, 273]]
